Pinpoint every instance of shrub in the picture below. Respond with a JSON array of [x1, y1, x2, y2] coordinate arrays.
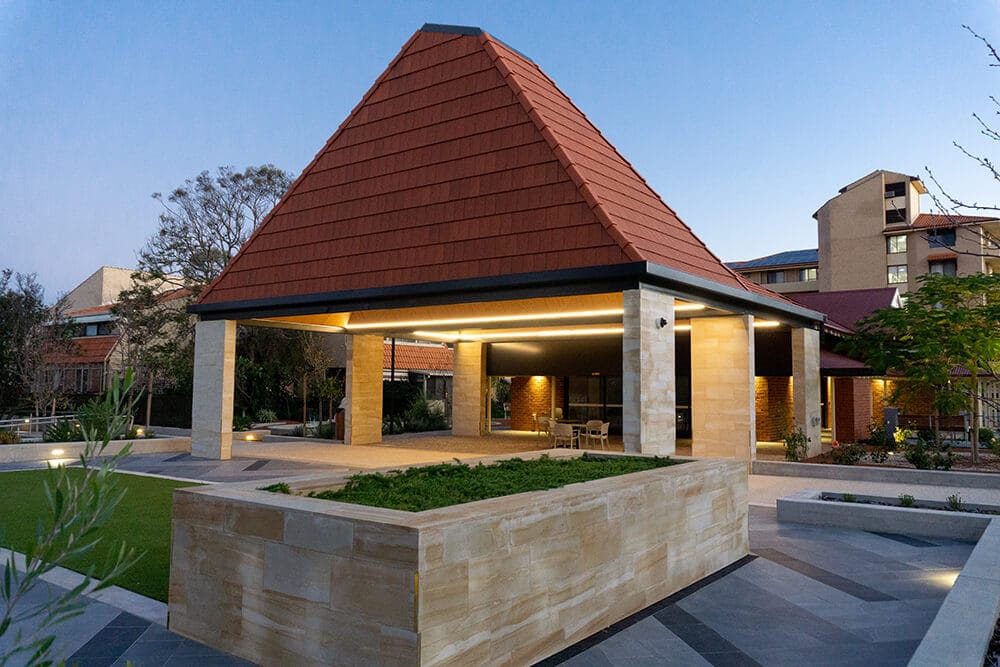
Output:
[[78, 396, 130, 441], [867, 444, 890, 464], [830, 442, 865, 465], [232, 413, 253, 432], [781, 426, 809, 462], [315, 421, 336, 439], [841, 493, 856, 503], [0, 429, 20, 444], [43, 420, 85, 443], [947, 493, 963, 511], [866, 422, 891, 447], [255, 408, 278, 424], [259, 482, 291, 494], [979, 427, 998, 453], [902, 439, 953, 470], [403, 397, 448, 433], [898, 494, 915, 508]]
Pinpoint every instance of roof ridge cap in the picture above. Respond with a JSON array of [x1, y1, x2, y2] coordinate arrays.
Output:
[[197, 29, 433, 305]]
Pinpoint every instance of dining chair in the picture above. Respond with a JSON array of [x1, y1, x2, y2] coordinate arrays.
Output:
[[536, 415, 550, 441], [595, 422, 610, 450], [551, 422, 578, 449], [581, 420, 603, 448]]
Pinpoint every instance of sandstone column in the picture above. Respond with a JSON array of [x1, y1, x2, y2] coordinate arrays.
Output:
[[691, 315, 755, 460], [191, 319, 236, 460], [792, 326, 822, 457], [452, 341, 486, 437], [622, 287, 676, 455], [345, 334, 383, 445]]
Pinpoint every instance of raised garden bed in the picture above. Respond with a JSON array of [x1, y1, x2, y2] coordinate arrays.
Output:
[[169, 452, 748, 666], [262, 454, 683, 511]]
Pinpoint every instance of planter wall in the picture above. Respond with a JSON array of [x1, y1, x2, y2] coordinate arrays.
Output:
[[0, 436, 190, 464], [168, 456, 748, 666]]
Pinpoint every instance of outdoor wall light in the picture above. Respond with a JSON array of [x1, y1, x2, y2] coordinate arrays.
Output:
[[658, 317, 668, 328]]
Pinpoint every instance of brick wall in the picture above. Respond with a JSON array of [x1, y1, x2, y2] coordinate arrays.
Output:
[[754, 377, 792, 441], [834, 377, 872, 443], [511, 376, 551, 431], [510, 376, 568, 431]]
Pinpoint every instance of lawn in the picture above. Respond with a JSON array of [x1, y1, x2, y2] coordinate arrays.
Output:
[[269, 454, 684, 511], [0, 468, 198, 602]]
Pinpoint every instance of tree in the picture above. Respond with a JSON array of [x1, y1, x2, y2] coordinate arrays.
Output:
[[923, 26, 1000, 255], [139, 165, 293, 294], [0, 270, 73, 415], [123, 165, 294, 407], [1, 372, 142, 666], [841, 273, 1000, 465]]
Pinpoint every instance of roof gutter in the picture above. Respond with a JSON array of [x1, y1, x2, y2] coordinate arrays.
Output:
[[189, 261, 825, 327]]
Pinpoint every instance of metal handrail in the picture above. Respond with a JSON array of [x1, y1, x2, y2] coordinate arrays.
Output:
[[0, 414, 78, 433]]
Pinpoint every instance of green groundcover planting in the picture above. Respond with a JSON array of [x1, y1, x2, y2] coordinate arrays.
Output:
[[264, 454, 685, 512], [0, 468, 198, 602]]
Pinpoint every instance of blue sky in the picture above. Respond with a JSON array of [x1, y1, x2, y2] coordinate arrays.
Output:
[[2, 1, 998, 300]]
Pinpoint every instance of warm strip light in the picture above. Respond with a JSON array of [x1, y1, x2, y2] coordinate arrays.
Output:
[[753, 321, 781, 328], [674, 303, 706, 312], [345, 308, 624, 330], [674, 324, 692, 331], [412, 327, 624, 342]]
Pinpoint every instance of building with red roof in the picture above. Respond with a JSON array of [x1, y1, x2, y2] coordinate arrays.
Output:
[[188, 24, 825, 459]]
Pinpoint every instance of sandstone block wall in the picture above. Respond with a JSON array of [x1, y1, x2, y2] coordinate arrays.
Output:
[[169, 457, 748, 666]]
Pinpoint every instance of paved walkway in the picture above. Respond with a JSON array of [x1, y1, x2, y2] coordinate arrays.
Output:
[[3, 439, 996, 666]]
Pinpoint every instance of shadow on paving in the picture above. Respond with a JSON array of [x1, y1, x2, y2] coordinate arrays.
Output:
[[541, 506, 972, 667]]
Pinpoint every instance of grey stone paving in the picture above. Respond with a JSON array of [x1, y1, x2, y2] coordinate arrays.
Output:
[[1, 451, 977, 666], [544, 505, 973, 666]]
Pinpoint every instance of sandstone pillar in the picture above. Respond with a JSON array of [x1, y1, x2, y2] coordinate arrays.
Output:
[[792, 327, 823, 456], [345, 334, 383, 445], [452, 341, 486, 436], [622, 287, 676, 455], [691, 315, 755, 460], [191, 319, 236, 460]]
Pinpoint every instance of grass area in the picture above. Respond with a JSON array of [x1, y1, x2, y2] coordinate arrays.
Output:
[[266, 454, 684, 512], [0, 468, 198, 602]]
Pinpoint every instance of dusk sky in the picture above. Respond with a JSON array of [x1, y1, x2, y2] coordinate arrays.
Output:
[[2, 1, 998, 301]]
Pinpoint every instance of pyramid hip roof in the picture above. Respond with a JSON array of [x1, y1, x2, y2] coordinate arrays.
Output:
[[193, 24, 817, 325]]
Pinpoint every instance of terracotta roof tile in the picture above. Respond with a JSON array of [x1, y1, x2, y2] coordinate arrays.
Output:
[[383, 342, 453, 371], [44, 336, 119, 365], [912, 213, 999, 229], [197, 26, 779, 306]]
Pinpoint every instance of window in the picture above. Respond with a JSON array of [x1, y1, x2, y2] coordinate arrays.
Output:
[[885, 182, 906, 198], [799, 267, 817, 282], [887, 265, 908, 284], [885, 208, 907, 224], [886, 235, 907, 254], [929, 259, 957, 276], [85, 324, 98, 336], [928, 228, 957, 248], [75, 368, 90, 393], [765, 270, 785, 284]]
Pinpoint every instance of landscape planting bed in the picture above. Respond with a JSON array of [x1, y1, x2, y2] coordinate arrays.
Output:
[[169, 452, 748, 666]]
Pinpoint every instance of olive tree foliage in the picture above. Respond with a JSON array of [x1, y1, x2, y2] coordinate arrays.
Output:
[[840, 273, 1000, 465], [138, 164, 292, 293], [923, 25, 1000, 255], [0, 372, 142, 667], [0, 270, 73, 414]]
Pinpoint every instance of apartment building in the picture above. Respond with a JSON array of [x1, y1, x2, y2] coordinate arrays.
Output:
[[730, 169, 1000, 294]]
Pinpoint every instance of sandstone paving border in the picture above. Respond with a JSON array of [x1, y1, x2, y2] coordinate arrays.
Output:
[[774, 488, 1000, 667], [753, 459, 1000, 489]]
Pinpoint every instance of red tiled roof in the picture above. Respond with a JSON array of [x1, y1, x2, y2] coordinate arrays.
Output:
[[65, 287, 191, 318], [44, 336, 119, 365], [911, 213, 999, 229], [383, 342, 453, 371], [66, 303, 114, 318], [926, 252, 957, 261], [789, 288, 898, 333], [820, 349, 870, 371], [197, 26, 771, 306]]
